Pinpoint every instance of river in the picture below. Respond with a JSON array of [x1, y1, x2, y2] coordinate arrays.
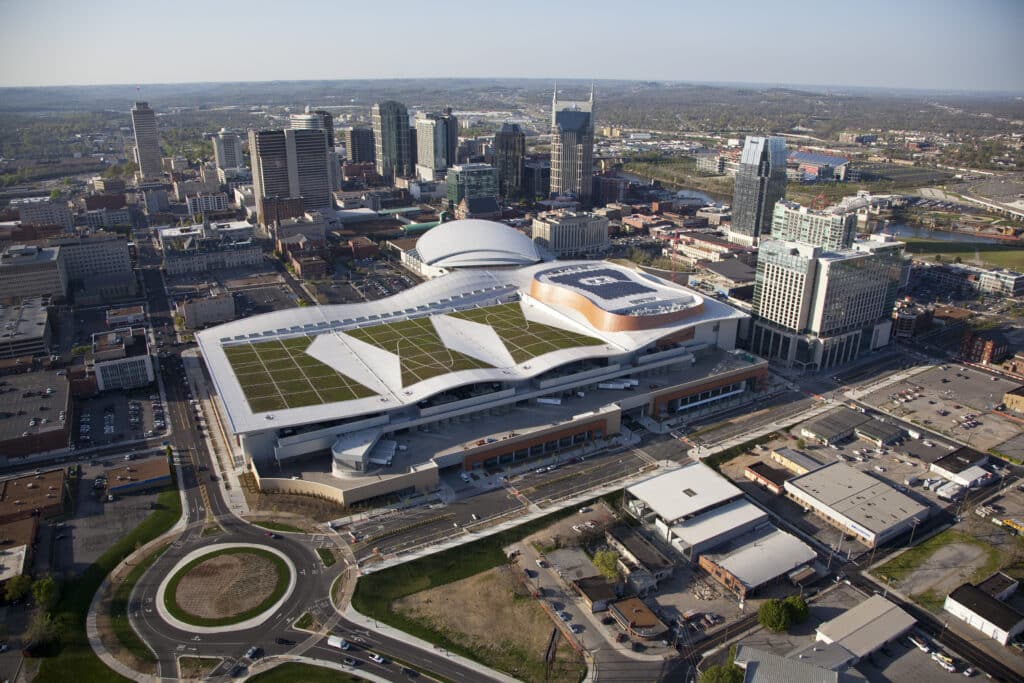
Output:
[[615, 172, 724, 205], [876, 222, 1010, 244]]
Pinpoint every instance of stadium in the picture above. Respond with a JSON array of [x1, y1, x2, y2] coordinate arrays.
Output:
[[197, 220, 767, 506]]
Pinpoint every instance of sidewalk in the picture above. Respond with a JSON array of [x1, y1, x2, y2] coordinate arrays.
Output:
[[85, 465, 191, 683]]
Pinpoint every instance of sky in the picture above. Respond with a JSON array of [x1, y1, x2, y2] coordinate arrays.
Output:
[[0, 0, 1021, 92]]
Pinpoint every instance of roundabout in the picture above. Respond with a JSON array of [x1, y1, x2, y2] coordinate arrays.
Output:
[[155, 543, 297, 633]]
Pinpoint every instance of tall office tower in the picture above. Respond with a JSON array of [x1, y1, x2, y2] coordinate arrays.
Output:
[[343, 127, 375, 163], [550, 85, 595, 207], [771, 200, 857, 250], [523, 159, 551, 200], [413, 111, 459, 181], [446, 163, 498, 207], [750, 234, 906, 370], [212, 129, 244, 170], [290, 107, 336, 148], [371, 101, 412, 181], [409, 127, 417, 167], [131, 101, 163, 180], [494, 123, 525, 200], [248, 128, 332, 226], [730, 135, 787, 245]]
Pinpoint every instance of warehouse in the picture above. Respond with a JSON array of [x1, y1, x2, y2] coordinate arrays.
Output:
[[853, 419, 904, 447], [943, 573, 1024, 645], [744, 461, 789, 495], [929, 447, 993, 488], [626, 461, 744, 538], [784, 462, 930, 547], [816, 594, 916, 660], [697, 525, 816, 600], [799, 407, 869, 445], [770, 447, 826, 475], [667, 498, 768, 561]]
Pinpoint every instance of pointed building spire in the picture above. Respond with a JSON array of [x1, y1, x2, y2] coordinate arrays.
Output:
[[590, 81, 595, 103], [552, 81, 558, 105]]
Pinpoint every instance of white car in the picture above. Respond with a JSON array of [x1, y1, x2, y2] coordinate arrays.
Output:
[[368, 653, 386, 664]]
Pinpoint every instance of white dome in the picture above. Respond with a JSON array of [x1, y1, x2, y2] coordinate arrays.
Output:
[[416, 219, 542, 268]]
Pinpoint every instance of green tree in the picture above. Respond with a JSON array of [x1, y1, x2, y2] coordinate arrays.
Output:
[[25, 609, 58, 645], [700, 664, 743, 683], [48, 189, 61, 200], [783, 594, 809, 624], [592, 550, 620, 581], [757, 598, 792, 632], [4, 574, 32, 602], [796, 438, 806, 449], [32, 576, 59, 611]]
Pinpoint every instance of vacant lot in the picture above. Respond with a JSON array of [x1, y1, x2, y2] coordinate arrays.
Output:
[[875, 529, 1004, 611], [394, 565, 585, 683], [901, 237, 1024, 270]]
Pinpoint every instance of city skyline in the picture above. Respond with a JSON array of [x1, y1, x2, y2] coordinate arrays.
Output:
[[0, 0, 1021, 92]]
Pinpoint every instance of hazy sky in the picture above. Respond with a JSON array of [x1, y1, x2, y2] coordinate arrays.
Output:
[[0, 0, 1021, 92]]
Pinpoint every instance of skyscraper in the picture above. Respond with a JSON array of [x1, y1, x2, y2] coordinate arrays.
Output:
[[131, 101, 162, 180], [343, 127, 375, 164], [550, 86, 595, 207], [290, 107, 336, 148], [750, 234, 905, 370], [730, 136, 787, 245], [494, 123, 525, 200], [771, 200, 857, 250], [371, 101, 412, 181], [212, 129, 244, 170], [446, 163, 497, 207], [413, 110, 459, 181], [249, 128, 332, 226]]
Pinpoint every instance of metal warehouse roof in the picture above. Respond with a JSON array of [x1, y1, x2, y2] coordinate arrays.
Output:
[[789, 150, 850, 167], [627, 462, 743, 525], [816, 594, 916, 657], [704, 526, 816, 591]]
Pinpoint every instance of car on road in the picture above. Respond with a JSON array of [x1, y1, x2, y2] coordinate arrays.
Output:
[[536, 558, 547, 568], [275, 637, 294, 646], [401, 667, 419, 677], [327, 635, 350, 650], [368, 652, 386, 664], [570, 624, 584, 634], [245, 646, 261, 659], [558, 611, 572, 622], [343, 656, 357, 666]]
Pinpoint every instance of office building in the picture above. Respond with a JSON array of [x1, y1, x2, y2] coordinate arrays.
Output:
[[750, 235, 906, 370], [0, 245, 65, 300], [89, 327, 154, 391], [446, 163, 497, 208], [730, 136, 786, 244], [196, 220, 757, 508], [249, 128, 333, 226], [290, 107, 335, 148], [343, 127, 375, 164], [0, 297, 51, 359], [414, 111, 458, 180], [494, 123, 525, 200], [771, 200, 857, 250], [371, 101, 412, 181], [550, 86, 595, 207], [783, 462, 929, 547], [50, 231, 136, 301], [131, 101, 163, 180], [212, 129, 244, 170], [92, 177, 126, 194], [531, 210, 609, 256], [161, 225, 262, 275], [9, 197, 73, 232], [187, 192, 231, 218], [523, 160, 551, 199], [175, 288, 236, 329]]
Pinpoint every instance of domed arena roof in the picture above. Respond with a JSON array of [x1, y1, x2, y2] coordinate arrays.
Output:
[[416, 219, 543, 268]]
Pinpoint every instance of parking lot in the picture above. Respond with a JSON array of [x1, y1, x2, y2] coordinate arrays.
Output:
[[859, 364, 1023, 451], [74, 389, 165, 448], [231, 285, 299, 316], [38, 458, 165, 577]]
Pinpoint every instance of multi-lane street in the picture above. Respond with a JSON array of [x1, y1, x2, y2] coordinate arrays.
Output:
[[130, 249, 509, 682]]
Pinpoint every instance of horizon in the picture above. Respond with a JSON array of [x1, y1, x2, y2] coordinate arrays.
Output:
[[0, 0, 1021, 92]]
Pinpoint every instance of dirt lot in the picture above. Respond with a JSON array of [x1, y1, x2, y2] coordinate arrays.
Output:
[[393, 565, 585, 683], [175, 552, 278, 619]]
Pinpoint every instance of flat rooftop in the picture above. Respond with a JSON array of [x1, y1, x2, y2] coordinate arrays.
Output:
[[785, 463, 930, 536], [628, 460, 743, 525], [947, 584, 1024, 631], [746, 461, 790, 487], [0, 468, 65, 519], [703, 526, 816, 590], [670, 498, 768, 549], [817, 594, 916, 658], [0, 297, 49, 342], [0, 372, 69, 443], [854, 419, 904, 444], [772, 447, 826, 472], [107, 457, 171, 487], [932, 447, 988, 474], [607, 524, 673, 572], [801, 406, 869, 441]]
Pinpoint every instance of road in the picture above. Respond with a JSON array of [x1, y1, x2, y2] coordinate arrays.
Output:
[[128, 245, 507, 682]]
